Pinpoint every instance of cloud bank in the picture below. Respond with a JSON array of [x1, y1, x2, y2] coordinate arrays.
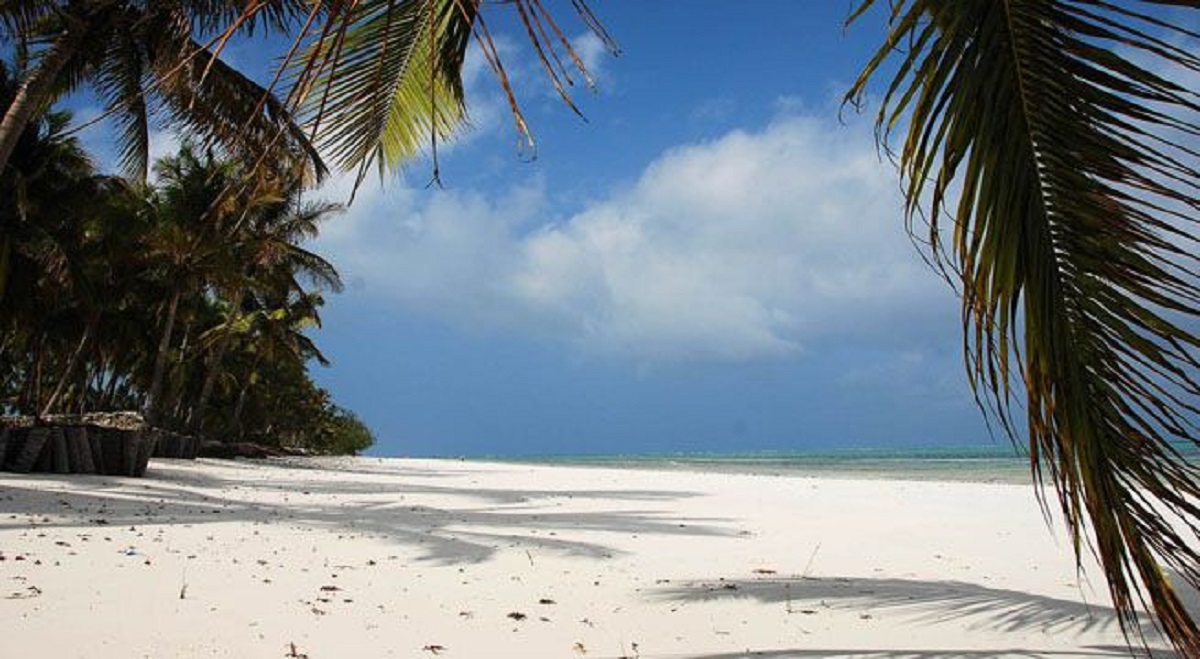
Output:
[[314, 111, 955, 362]]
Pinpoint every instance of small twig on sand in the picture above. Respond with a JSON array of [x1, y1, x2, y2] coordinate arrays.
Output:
[[801, 542, 821, 578], [789, 542, 821, 615]]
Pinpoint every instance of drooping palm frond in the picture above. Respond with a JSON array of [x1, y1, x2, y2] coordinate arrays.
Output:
[[276, 0, 617, 186], [848, 0, 1200, 654], [288, 0, 476, 185], [0, 0, 53, 42], [1, 1, 326, 181], [154, 41, 328, 182], [93, 13, 152, 179]]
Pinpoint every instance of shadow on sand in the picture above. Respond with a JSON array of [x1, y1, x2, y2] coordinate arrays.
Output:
[[653, 576, 1176, 658], [0, 458, 735, 565], [672, 645, 1158, 658]]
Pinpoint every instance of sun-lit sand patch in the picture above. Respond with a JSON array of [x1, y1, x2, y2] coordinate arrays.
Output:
[[0, 457, 1177, 658]]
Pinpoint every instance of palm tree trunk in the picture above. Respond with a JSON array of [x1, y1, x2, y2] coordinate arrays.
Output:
[[192, 335, 230, 433], [231, 356, 261, 440], [40, 320, 94, 416], [193, 287, 245, 433], [144, 288, 181, 422], [232, 381, 249, 440], [29, 338, 44, 416], [0, 25, 84, 175]]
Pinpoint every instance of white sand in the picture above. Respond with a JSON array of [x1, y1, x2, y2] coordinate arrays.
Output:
[[0, 457, 1184, 658]]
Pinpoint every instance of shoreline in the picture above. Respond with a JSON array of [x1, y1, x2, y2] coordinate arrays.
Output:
[[357, 449, 1038, 486], [0, 456, 1183, 658]]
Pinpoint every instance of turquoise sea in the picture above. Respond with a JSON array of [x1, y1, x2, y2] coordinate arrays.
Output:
[[480, 444, 1200, 485]]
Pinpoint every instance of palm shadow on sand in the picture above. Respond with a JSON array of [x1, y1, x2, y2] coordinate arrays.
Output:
[[653, 576, 1177, 658], [0, 459, 737, 565]]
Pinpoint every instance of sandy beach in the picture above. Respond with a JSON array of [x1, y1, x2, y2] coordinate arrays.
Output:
[[0, 457, 1187, 658]]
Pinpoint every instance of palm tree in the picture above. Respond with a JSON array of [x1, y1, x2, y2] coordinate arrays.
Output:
[[845, 1, 1200, 654], [0, 58, 116, 415], [0, 0, 323, 180], [189, 188, 342, 432], [0, 60, 95, 303], [138, 145, 243, 422]]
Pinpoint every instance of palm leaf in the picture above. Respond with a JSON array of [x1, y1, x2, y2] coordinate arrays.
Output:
[[94, 11, 151, 180], [848, 0, 1200, 654], [285, 0, 619, 182], [152, 38, 327, 182], [291, 0, 475, 182]]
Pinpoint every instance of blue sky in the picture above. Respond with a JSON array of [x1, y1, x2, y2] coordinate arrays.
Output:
[[298, 2, 996, 457], [78, 2, 1009, 457]]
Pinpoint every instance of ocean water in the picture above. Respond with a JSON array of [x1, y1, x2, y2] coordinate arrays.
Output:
[[483, 445, 1034, 484], [481, 443, 1200, 485]]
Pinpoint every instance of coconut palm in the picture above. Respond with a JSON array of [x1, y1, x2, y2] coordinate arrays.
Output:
[[845, 1, 1200, 654], [0, 0, 323, 180], [138, 145, 244, 422], [0, 59, 95, 303], [186, 158, 343, 432], [0, 57, 116, 414]]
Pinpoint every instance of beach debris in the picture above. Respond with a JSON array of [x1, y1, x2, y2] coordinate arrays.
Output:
[[5, 586, 41, 599], [751, 568, 777, 575], [319, 585, 341, 592], [572, 641, 587, 654], [538, 598, 556, 605], [506, 611, 527, 621], [422, 645, 446, 655], [285, 642, 309, 658]]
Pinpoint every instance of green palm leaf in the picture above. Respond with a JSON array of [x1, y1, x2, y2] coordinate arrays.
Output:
[[848, 0, 1200, 654], [294, 0, 475, 182]]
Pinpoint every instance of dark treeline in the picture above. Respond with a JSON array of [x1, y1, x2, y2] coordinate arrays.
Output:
[[0, 62, 371, 455]]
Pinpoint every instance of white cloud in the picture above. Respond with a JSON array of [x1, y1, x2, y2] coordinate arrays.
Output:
[[314, 110, 956, 362]]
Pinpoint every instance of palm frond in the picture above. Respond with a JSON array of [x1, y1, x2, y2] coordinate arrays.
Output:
[[848, 0, 1200, 654], [152, 37, 328, 182], [0, 0, 54, 42], [284, 0, 618, 182], [292, 0, 474, 181], [94, 16, 151, 180]]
